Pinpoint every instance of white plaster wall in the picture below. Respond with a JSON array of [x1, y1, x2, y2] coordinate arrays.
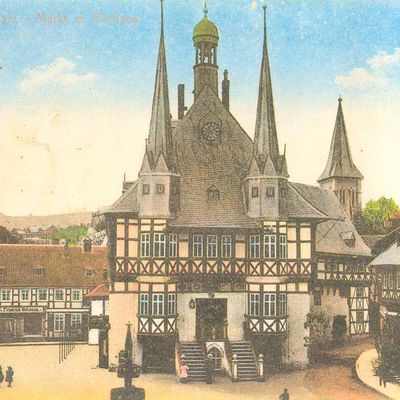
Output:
[[313, 291, 349, 331], [286, 293, 310, 367], [108, 293, 143, 366], [177, 292, 246, 342], [89, 328, 99, 345], [91, 300, 104, 316]]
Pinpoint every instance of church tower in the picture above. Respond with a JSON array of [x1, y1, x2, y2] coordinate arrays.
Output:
[[245, 5, 289, 220], [138, 0, 180, 218], [193, 3, 219, 99], [318, 98, 363, 220]]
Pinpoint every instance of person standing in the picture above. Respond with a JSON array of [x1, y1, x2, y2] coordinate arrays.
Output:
[[0, 366, 4, 386], [279, 388, 289, 400], [179, 357, 190, 384], [5, 366, 13, 388], [205, 354, 214, 384]]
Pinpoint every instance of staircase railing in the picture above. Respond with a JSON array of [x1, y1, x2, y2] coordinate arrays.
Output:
[[223, 318, 234, 379]]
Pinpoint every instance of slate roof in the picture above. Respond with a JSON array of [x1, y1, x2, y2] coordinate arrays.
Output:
[[319, 98, 363, 182], [104, 181, 139, 214], [293, 183, 371, 257], [0, 245, 107, 288], [369, 242, 400, 267]]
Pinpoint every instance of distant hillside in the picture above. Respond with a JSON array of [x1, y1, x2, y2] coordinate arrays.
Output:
[[0, 212, 93, 230]]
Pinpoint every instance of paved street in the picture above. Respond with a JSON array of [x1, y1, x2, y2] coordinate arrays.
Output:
[[0, 344, 388, 400]]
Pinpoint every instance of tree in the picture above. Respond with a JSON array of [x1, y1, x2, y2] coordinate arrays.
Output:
[[355, 196, 399, 235]]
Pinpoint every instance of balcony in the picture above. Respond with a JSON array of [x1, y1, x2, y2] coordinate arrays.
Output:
[[137, 315, 177, 335], [245, 315, 287, 335]]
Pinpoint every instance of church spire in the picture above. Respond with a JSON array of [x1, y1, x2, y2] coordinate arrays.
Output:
[[253, 4, 280, 168], [318, 97, 363, 182], [144, 0, 175, 173]]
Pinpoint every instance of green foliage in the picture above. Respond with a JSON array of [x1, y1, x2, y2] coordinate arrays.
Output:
[[374, 346, 400, 383], [309, 311, 331, 353], [355, 196, 399, 234], [45, 224, 88, 245]]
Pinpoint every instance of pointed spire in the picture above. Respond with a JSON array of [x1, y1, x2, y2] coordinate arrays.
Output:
[[144, 0, 176, 173], [203, 1, 208, 18], [318, 97, 363, 182], [253, 4, 280, 168]]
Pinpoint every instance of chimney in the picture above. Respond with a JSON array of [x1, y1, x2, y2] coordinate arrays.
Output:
[[222, 69, 230, 111], [178, 84, 187, 120], [83, 237, 92, 253]]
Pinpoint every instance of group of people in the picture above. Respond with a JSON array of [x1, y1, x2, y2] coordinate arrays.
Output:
[[179, 354, 215, 384], [0, 366, 14, 387]]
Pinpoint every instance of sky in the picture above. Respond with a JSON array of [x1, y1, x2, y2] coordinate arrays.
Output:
[[0, 0, 399, 216]]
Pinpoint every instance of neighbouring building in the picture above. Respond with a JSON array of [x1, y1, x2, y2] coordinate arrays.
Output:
[[0, 244, 107, 343], [101, 3, 372, 380], [86, 282, 110, 368], [369, 233, 400, 348]]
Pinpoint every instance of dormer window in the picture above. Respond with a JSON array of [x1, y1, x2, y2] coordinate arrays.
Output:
[[341, 231, 355, 247], [156, 183, 165, 194], [33, 266, 45, 276], [207, 186, 220, 201], [142, 184, 150, 195], [251, 187, 259, 198], [266, 186, 275, 198], [84, 268, 95, 277]]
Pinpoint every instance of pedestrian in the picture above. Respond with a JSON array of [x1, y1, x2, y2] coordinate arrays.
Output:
[[5, 366, 13, 388], [279, 388, 289, 400], [205, 354, 214, 384], [179, 357, 189, 384], [0, 366, 4, 386]]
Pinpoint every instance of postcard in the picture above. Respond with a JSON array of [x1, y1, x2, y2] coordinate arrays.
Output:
[[0, 1, 399, 399]]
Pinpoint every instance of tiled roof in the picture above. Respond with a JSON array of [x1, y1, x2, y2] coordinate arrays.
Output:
[[85, 283, 109, 298], [0, 245, 107, 288], [106, 181, 139, 214], [293, 182, 371, 257], [369, 242, 400, 267]]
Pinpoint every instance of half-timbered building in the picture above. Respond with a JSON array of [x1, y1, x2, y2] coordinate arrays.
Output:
[[0, 244, 107, 343], [102, 3, 372, 379]]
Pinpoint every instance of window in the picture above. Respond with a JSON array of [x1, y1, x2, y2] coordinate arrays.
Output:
[[169, 234, 178, 258], [356, 310, 364, 323], [140, 293, 149, 315], [207, 347, 223, 371], [168, 293, 176, 315], [54, 289, 64, 301], [279, 293, 287, 316], [156, 184, 165, 194], [84, 269, 94, 277], [356, 287, 364, 298], [221, 235, 232, 258], [20, 289, 30, 301], [207, 235, 218, 258], [71, 289, 81, 301], [154, 233, 166, 257], [33, 267, 44, 276], [251, 187, 259, 198], [279, 235, 287, 258], [388, 272, 395, 289], [0, 268, 4, 277], [142, 184, 150, 195], [38, 288, 47, 301], [140, 233, 151, 257], [1, 289, 11, 301], [249, 293, 260, 316], [266, 186, 275, 197], [152, 293, 164, 316], [207, 186, 220, 201], [193, 235, 203, 258], [264, 235, 276, 258], [71, 313, 82, 327], [54, 313, 65, 331], [264, 293, 276, 317], [250, 235, 261, 258]]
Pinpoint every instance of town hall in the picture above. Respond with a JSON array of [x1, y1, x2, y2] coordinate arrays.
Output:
[[102, 1, 372, 381]]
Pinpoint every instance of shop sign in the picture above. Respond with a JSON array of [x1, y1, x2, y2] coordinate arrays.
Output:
[[0, 306, 44, 313]]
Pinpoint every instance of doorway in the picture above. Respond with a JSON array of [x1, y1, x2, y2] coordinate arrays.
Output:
[[196, 298, 227, 341]]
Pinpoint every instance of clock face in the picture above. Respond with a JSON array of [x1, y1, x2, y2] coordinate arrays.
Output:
[[201, 122, 221, 144]]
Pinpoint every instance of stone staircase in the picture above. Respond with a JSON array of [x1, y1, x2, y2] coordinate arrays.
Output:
[[180, 342, 207, 382], [230, 341, 258, 381]]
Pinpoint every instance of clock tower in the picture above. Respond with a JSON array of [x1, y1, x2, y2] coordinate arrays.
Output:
[[193, 3, 219, 99]]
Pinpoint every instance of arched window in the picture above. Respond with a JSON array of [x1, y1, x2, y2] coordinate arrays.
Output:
[[207, 346, 223, 371]]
